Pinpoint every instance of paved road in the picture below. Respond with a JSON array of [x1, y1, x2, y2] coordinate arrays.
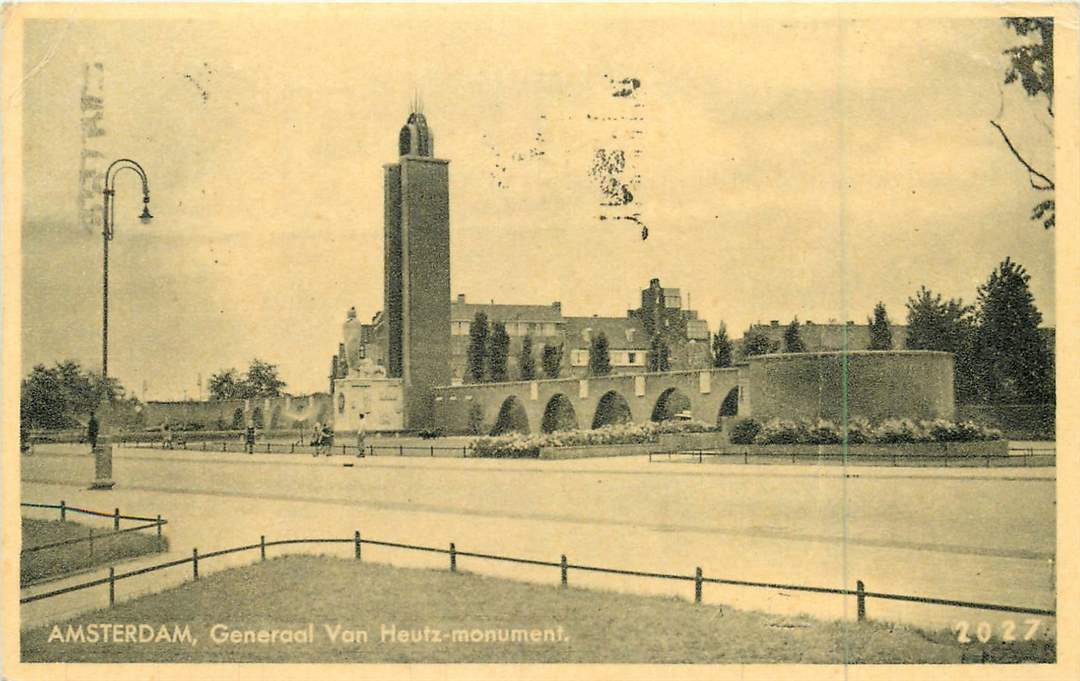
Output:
[[21, 446, 1056, 635]]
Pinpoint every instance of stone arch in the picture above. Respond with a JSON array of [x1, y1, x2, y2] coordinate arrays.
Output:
[[651, 387, 692, 421], [591, 390, 632, 429], [491, 396, 530, 435], [718, 387, 740, 418], [541, 393, 579, 433]]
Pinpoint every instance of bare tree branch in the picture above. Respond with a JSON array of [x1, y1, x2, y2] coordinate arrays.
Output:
[[989, 120, 1055, 190]]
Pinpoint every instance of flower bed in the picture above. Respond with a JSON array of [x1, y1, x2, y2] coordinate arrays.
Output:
[[728, 417, 1003, 446], [471, 420, 716, 459]]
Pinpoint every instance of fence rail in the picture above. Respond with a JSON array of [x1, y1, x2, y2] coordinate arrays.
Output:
[[650, 447, 1056, 468], [21, 502, 167, 553], [121, 440, 474, 458], [19, 530, 1056, 621]]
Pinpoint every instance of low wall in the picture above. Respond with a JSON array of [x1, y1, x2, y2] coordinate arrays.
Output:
[[657, 432, 729, 452]]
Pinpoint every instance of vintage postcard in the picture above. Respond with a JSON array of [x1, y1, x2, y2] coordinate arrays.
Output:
[[2, 3, 1077, 679]]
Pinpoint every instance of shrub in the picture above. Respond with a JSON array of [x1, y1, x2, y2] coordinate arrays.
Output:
[[754, 419, 807, 445], [470, 419, 718, 457], [842, 417, 874, 444], [728, 418, 762, 444], [805, 418, 841, 444], [873, 419, 925, 444]]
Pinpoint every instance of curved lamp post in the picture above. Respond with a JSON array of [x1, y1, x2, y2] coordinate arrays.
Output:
[[91, 159, 153, 490]]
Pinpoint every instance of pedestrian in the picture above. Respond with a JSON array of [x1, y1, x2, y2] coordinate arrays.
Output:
[[356, 413, 367, 458], [163, 423, 174, 450], [87, 412, 99, 451], [311, 421, 323, 456], [245, 423, 256, 455], [321, 422, 334, 456]]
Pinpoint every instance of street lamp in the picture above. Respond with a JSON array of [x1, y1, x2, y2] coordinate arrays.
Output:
[[90, 158, 153, 490]]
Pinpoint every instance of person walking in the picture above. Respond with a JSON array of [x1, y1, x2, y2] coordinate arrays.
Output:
[[87, 412, 99, 452], [245, 423, 256, 455], [311, 421, 323, 456], [356, 413, 367, 458]]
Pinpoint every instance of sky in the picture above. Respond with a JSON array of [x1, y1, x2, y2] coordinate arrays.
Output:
[[16, 6, 1056, 399]]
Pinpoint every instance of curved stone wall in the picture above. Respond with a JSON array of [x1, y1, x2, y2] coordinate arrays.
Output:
[[746, 351, 955, 423]]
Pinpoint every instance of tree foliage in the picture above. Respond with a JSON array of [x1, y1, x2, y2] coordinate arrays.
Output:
[[783, 319, 806, 353], [648, 334, 670, 372], [541, 343, 563, 379], [742, 327, 777, 357], [486, 322, 510, 382], [21, 360, 141, 431], [466, 312, 489, 383], [712, 323, 733, 368], [589, 332, 612, 376], [519, 335, 536, 381], [997, 17, 1055, 228], [868, 302, 894, 350], [974, 257, 1053, 403], [208, 359, 286, 400]]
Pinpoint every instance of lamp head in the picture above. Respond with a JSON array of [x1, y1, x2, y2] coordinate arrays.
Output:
[[139, 196, 153, 224]]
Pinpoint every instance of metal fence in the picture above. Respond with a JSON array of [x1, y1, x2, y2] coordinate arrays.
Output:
[[123, 439, 473, 458], [19, 527, 1056, 623], [650, 447, 1056, 468], [21, 502, 168, 554]]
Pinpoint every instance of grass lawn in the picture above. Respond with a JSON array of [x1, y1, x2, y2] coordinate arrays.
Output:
[[21, 518, 168, 586], [21, 555, 1053, 663]]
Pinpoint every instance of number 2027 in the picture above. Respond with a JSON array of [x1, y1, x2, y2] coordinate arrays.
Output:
[[954, 619, 1042, 643]]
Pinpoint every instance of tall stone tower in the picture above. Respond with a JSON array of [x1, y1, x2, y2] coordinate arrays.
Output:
[[383, 104, 451, 429]]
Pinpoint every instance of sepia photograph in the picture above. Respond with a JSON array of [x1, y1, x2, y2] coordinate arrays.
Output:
[[1, 3, 1076, 679]]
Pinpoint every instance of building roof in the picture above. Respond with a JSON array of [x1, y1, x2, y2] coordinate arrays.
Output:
[[451, 299, 563, 323], [563, 316, 650, 350]]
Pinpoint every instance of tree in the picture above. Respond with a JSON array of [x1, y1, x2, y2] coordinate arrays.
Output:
[[519, 335, 536, 381], [711, 323, 733, 368], [783, 319, 806, 353], [905, 286, 974, 353], [742, 327, 777, 357], [244, 358, 286, 397], [589, 332, 611, 376], [486, 322, 510, 382], [648, 334, 670, 372], [974, 257, 1053, 403], [208, 368, 243, 400], [466, 312, 489, 383], [904, 286, 980, 402], [541, 343, 563, 379], [21, 360, 139, 431], [994, 17, 1055, 229], [868, 302, 893, 350]]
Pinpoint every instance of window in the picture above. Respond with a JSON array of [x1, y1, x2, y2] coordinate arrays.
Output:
[[628, 352, 636, 365]]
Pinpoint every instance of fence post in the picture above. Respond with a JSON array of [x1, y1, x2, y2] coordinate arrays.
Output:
[[193, 548, 199, 580], [698, 450, 703, 464], [450, 542, 457, 572], [108, 567, 115, 607], [88, 528, 94, 558], [431, 445, 434, 457], [354, 531, 361, 561], [60, 500, 66, 521], [744, 451, 748, 464], [156, 515, 163, 539], [260, 535, 266, 561], [114, 508, 121, 530], [856, 580, 866, 622], [561, 554, 568, 588], [462, 446, 467, 458], [695, 567, 703, 604]]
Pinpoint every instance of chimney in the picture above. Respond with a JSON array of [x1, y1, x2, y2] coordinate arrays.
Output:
[[457, 293, 466, 303]]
